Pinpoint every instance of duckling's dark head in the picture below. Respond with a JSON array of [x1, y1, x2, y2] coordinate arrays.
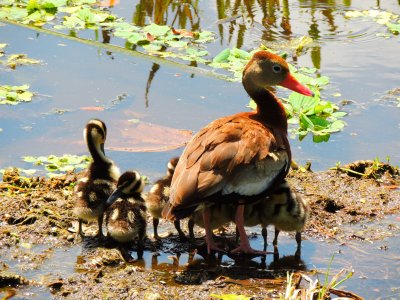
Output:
[[84, 119, 107, 155], [117, 171, 145, 195], [167, 157, 179, 177]]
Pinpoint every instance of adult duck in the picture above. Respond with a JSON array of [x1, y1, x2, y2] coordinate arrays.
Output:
[[162, 50, 313, 254]]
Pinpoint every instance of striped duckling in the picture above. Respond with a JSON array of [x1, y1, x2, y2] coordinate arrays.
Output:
[[189, 180, 309, 255], [105, 171, 147, 259], [146, 157, 188, 240], [255, 180, 309, 255], [73, 119, 120, 238]]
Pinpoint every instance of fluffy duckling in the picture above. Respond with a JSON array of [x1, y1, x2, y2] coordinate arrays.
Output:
[[146, 157, 187, 240], [105, 171, 147, 259], [232, 181, 309, 254], [73, 119, 120, 238], [188, 204, 234, 243], [256, 180, 309, 255], [189, 181, 309, 255]]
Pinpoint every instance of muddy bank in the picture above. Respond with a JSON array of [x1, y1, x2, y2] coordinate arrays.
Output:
[[0, 160, 399, 299]]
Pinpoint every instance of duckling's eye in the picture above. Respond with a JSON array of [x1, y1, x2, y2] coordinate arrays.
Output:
[[272, 64, 282, 73]]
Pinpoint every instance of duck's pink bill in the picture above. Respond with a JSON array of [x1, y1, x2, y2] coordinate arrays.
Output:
[[280, 73, 314, 97]]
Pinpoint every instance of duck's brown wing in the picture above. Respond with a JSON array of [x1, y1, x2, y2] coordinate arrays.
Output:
[[162, 113, 290, 220]]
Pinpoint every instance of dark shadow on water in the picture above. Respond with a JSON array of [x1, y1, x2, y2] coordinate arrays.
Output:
[[79, 231, 311, 284]]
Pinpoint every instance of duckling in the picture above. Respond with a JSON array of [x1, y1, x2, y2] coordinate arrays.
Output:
[[189, 181, 309, 256], [146, 157, 187, 240], [105, 171, 147, 259], [188, 204, 234, 243], [73, 119, 120, 238], [256, 180, 309, 256]]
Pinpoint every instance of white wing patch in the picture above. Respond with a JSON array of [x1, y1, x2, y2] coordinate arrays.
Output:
[[222, 150, 288, 196]]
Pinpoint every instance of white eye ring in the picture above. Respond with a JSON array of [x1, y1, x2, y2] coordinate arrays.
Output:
[[272, 64, 282, 73]]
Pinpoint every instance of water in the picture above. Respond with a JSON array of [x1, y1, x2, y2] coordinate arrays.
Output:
[[1, 0, 400, 298]]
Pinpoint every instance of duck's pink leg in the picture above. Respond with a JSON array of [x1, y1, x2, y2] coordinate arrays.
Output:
[[231, 204, 268, 255], [203, 206, 224, 253]]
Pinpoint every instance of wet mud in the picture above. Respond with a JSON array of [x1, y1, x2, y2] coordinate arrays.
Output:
[[0, 160, 399, 299]]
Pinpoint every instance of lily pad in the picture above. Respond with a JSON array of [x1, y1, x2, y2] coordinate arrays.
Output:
[[22, 154, 91, 176], [3, 53, 41, 69], [107, 120, 192, 152], [0, 84, 34, 105]]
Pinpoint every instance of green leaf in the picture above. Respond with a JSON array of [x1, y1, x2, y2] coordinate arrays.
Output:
[[313, 76, 330, 86], [313, 133, 330, 143], [386, 22, 400, 34], [230, 48, 251, 59], [288, 92, 318, 114], [142, 43, 163, 51], [166, 40, 188, 48], [0, 7, 28, 20], [194, 31, 214, 43], [213, 48, 230, 63], [299, 113, 314, 129], [126, 32, 146, 44], [144, 23, 170, 37], [186, 48, 208, 57], [298, 67, 317, 74]]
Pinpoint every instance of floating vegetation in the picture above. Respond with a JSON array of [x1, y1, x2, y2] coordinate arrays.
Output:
[[282, 87, 346, 143], [0, 0, 215, 62], [1, 53, 42, 69], [22, 154, 91, 176], [345, 9, 400, 35], [0, 1, 346, 143], [0, 42, 6, 56], [0, 84, 34, 105]]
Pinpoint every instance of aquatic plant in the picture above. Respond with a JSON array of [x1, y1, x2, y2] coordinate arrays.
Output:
[[22, 154, 91, 176], [282, 262, 356, 299], [0, 84, 34, 105], [0, 1, 346, 142], [345, 9, 400, 36]]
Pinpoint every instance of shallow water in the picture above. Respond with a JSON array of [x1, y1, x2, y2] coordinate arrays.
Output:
[[1, 215, 400, 298], [1, 0, 400, 298]]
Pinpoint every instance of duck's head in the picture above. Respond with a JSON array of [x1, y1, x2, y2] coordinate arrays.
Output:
[[105, 171, 145, 207], [84, 119, 107, 154], [243, 51, 314, 97], [166, 157, 179, 177]]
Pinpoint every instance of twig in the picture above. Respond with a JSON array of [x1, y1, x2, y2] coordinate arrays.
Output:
[[330, 287, 364, 300]]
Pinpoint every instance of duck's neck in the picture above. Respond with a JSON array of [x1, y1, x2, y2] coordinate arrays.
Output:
[[87, 136, 110, 164], [244, 83, 288, 131]]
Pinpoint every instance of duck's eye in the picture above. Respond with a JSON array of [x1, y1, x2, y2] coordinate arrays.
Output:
[[272, 64, 282, 73]]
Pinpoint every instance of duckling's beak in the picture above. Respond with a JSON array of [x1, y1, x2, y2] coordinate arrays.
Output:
[[280, 73, 314, 97], [105, 187, 123, 209]]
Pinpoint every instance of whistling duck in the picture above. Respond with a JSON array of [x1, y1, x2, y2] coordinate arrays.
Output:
[[105, 171, 147, 259], [146, 157, 188, 240], [73, 119, 120, 238], [162, 50, 313, 254]]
